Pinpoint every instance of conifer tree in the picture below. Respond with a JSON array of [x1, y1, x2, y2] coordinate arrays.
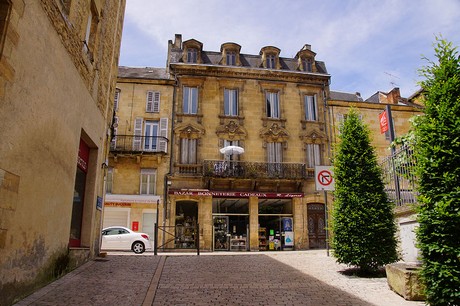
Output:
[[331, 108, 398, 273], [414, 37, 460, 305]]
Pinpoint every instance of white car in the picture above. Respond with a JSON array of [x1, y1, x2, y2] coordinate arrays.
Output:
[[101, 226, 152, 254]]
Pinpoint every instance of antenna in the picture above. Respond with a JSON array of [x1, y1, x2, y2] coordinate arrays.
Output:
[[384, 72, 400, 88]]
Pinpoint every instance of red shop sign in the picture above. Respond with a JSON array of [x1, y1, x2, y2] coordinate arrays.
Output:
[[77, 139, 89, 172]]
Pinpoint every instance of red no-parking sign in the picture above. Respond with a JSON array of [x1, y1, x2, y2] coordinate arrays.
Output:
[[315, 166, 335, 191]]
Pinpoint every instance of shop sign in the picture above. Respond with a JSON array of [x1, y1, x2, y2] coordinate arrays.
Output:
[[104, 202, 132, 207], [169, 190, 303, 198], [77, 139, 89, 172]]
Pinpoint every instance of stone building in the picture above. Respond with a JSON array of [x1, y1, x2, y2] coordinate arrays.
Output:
[[141, 34, 332, 252], [105, 67, 174, 243], [327, 87, 423, 263], [0, 1, 125, 304]]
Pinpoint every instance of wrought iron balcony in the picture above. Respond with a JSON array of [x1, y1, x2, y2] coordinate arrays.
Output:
[[110, 135, 168, 153], [203, 160, 308, 180]]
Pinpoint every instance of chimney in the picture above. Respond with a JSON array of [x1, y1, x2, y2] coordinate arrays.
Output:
[[389, 88, 401, 104], [174, 34, 182, 49]]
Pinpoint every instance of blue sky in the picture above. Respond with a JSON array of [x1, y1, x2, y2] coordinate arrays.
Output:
[[119, 0, 460, 100]]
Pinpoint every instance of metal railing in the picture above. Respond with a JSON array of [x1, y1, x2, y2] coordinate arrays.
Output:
[[202, 160, 308, 180], [380, 145, 417, 206], [110, 135, 168, 153]]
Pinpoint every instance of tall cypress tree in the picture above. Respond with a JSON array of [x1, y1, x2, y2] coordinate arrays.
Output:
[[331, 108, 398, 273], [414, 38, 460, 305]]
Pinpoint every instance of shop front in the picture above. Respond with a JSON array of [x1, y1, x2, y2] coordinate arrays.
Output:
[[169, 190, 304, 252]]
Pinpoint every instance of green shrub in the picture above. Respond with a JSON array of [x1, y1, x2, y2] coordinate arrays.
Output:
[[331, 108, 398, 273], [414, 37, 460, 305]]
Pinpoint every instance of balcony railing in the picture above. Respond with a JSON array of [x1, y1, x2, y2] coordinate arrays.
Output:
[[202, 160, 308, 180], [110, 135, 168, 153]]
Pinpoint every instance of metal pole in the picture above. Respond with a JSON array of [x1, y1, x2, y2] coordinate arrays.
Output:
[[196, 223, 200, 256], [386, 105, 401, 206], [154, 199, 159, 255], [324, 189, 329, 257]]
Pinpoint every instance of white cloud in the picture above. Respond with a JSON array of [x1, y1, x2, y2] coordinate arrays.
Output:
[[120, 0, 460, 99]]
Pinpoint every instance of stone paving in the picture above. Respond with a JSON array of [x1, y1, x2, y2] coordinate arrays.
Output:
[[14, 250, 424, 306]]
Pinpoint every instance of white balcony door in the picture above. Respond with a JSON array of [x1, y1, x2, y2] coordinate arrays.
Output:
[[144, 121, 159, 151]]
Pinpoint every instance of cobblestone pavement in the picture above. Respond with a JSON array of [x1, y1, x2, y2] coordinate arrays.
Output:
[[14, 250, 424, 306]]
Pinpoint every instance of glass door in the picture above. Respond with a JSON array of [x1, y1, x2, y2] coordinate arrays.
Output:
[[213, 216, 229, 251]]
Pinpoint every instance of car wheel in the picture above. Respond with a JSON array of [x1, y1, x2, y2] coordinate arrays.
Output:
[[132, 241, 145, 254]]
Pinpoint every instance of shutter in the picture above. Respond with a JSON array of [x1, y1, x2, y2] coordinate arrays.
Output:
[[110, 117, 119, 149], [190, 139, 197, 163], [114, 90, 120, 111], [313, 95, 318, 120], [133, 117, 143, 151], [158, 118, 168, 153], [153, 92, 160, 113], [146, 91, 154, 112]]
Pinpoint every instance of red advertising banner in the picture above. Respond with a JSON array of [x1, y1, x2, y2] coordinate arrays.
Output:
[[379, 111, 389, 134]]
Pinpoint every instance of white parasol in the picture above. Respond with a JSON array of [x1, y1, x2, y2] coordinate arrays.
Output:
[[219, 145, 244, 155]]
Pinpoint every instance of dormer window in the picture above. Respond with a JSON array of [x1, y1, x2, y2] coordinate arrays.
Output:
[[187, 48, 197, 63], [266, 55, 276, 69], [260, 46, 281, 69], [226, 51, 236, 66], [302, 59, 312, 72]]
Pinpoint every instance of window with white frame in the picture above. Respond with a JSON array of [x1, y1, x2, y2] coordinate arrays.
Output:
[[187, 48, 197, 63], [304, 95, 317, 121], [146, 91, 160, 113], [140, 169, 156, 195], [306, 144, 321, 168], [106, 167, 113, 193], [83, 3, 98, 58], [180, 138, 197, 164], [266, 54, 276, 69], [226, 51, 236, 66], [266, 91, 280, 118], [114, 89, 120, 111], [183, 86, 198, 114], [267, 142, 283, 163], [133, 117, 168, 152], [224, 89, 238, 116]]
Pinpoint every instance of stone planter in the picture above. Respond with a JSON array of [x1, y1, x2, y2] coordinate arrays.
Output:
[[386, 263, 425, 301]]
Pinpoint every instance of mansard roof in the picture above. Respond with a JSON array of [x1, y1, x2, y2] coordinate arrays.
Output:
[[118, 66, 170, 80]]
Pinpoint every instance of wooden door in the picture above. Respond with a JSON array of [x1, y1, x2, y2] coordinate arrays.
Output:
[[307, 204, 326, 249]]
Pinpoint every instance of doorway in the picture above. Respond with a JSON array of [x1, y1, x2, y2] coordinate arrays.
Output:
[[307, 203, 326, 248]]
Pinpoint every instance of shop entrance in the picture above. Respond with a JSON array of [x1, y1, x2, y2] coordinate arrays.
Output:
[[258, 199, 294, 251], [175, 201, 198, 249], [212, 198, 249, 251], [307, 203, 326, 248]]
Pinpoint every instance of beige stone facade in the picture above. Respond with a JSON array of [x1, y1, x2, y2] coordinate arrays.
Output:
[[105, 68, 174, 244], [110, 34, 333, 253], [0, 1, 125, 304]]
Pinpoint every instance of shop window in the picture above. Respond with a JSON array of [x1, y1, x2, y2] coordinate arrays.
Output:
[[212, 198, 248, 214], [265, 91, 280, 118], [304, 95, 317, 121], [146, 90, 160, 113], [224, 88, 238, 116], [106, 167, 113, 193], [0, 0, 11, 56], [175, 201, 198, 249], [183, 86, 198, 114], [258, 199, 292, 214]]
